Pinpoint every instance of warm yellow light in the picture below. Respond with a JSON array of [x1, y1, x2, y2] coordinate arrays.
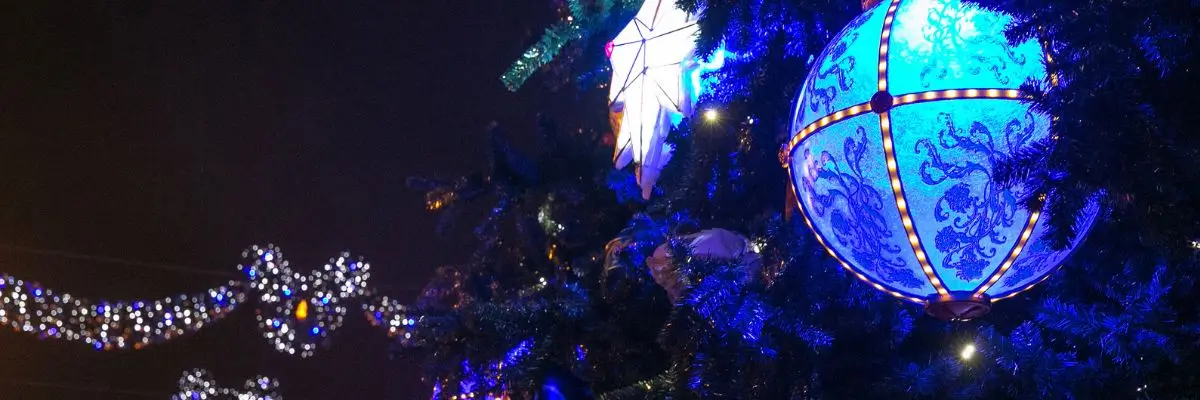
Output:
[[296, 300, 309, 321], [960, 343, 977, 360], [704, 109, 719, 122]]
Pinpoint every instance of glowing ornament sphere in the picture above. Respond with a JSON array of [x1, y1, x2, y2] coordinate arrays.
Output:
[[783, 0, 1098, 319]]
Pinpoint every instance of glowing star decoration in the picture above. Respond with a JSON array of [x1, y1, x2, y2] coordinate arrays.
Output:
[[607, 0, 727, 199], [0, 274, 243, 351], [239, 244, 372, 357], [782, 0, 1099, 320], [173, 369, 282, 400]]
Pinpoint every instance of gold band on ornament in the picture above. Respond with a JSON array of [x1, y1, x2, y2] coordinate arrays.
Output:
[[877, 112, 948, 296], [876, 0, 900, 92], [780, 88, 1027, 165], [874, 0, 948, 296]]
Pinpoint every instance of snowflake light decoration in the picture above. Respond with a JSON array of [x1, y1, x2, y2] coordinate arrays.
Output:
[[239, 244, 371, 357]]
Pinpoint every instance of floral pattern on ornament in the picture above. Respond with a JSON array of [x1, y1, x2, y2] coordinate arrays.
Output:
[[803, 126, 925, 289], [916, 110, 1037, 280]]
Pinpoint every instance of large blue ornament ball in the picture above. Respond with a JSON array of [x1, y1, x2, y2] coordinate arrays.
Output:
[[784, 0, 1098, 318]]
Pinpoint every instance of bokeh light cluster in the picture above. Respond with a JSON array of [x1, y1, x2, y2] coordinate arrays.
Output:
[[173, 369, 281, 400], [239, 244, 372, 358], [0, 274, 243, 350]]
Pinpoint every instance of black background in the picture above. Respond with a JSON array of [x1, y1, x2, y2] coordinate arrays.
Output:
[[0, 1, 580, 398]]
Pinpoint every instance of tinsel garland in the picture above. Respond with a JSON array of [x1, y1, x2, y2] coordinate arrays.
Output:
[[500, 0, 640, 91]]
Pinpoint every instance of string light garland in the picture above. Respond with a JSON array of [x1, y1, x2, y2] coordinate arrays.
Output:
[[0, 244, 394, 358], [0, 245, 509, 397], [363, 295, 421, 344], [0, 274, 244, 351], [173, 369, 281, 400]]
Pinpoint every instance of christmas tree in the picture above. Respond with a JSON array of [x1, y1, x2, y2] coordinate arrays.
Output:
[[394, 0, 1200, 398]]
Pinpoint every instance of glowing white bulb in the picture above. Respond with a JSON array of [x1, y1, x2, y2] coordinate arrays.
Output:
[[703, 109, 719, 122], [960, 343, 976, 360]]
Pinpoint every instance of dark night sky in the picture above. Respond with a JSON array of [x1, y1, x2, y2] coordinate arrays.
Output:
[[0, 1, 580, 398]]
